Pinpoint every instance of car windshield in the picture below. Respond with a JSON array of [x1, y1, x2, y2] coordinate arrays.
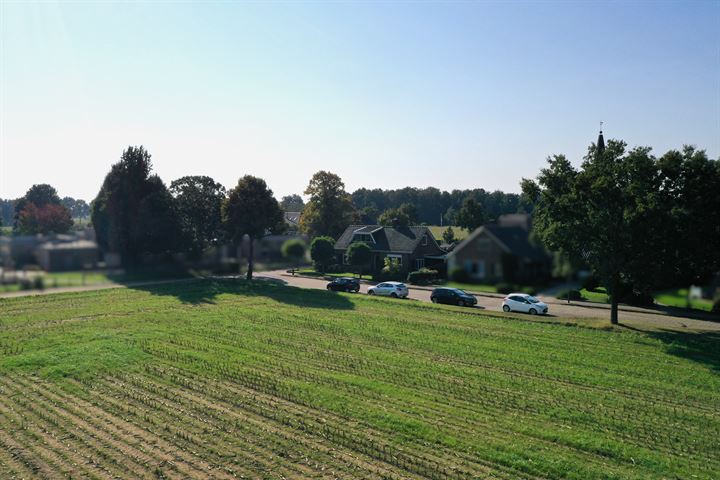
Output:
[[527, 296, 541, 303], [453, 289, 469, 295]]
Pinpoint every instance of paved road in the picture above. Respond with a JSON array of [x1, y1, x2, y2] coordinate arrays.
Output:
[[259, 270, 720, 333]]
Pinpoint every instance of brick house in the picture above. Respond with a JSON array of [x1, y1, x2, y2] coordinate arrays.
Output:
[[447, 214, 551, 283], [334, 225, 446, 273]]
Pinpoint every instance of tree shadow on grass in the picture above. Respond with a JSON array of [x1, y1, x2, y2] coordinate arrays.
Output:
[[126, 276, 355, 310], [626, 326, 720, 372]]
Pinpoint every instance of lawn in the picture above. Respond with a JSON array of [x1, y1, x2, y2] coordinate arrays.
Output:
[[655, 288, 714, 312], [580, 287, 610, 303], [0, 279, 718, 479]]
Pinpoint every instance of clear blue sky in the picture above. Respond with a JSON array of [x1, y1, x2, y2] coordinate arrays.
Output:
[[1, 1, 718, 201]]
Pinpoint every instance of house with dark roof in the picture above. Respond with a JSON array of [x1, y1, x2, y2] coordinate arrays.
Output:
[[447, 214, 551, 283], [334, 225, 446, 273]]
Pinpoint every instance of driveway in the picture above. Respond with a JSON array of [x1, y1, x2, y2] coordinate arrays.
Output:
[[259, 270, 720, 333]]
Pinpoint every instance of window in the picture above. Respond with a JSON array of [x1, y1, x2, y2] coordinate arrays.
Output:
[[387, 254, 402, 266], [415, 258, 425, 270], [343, 254, 349, 265], [422, 234, 428, 246]]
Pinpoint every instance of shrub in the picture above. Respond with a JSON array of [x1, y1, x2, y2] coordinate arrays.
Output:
[[407, 268, 438, 285], [449, 266, 470, 283], [556, 289, 583, 301], [582, 275, 600, 291], [521, 286, 538, 296], [496, 282, 515, 294], [310, 236, 335, 273], [378, 257, 403, 282], [33, 276, 45, 290]]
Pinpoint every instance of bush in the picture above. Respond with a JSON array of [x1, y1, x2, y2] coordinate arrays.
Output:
[[378, 257, 403, 282], [310, 236, 335, 272], [325, 264, 346, 274], [521, 286, 538, 296], [407, 268, 438, 285], [449, 266, 470, 283], [582, 275, 600, 291], [496, 282, 515, 294], [556, 289, 584, 301], [33, 276, 45, 290]]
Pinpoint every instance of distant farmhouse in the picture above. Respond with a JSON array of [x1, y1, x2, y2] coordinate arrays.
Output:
[[0, 230, 99, 272], [283, 212, 301, 232], [334, 224, 446, 273], [447, 214, 551, 283]]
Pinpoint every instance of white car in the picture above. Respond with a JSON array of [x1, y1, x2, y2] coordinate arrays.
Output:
[[502, 293, 548, 315], [367, 282, 409, 299]]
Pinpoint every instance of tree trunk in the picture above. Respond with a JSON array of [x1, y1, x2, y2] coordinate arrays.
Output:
[[246, 237, 254, 281], [237, 244, 242, 276], [609, 275, 619, 325]]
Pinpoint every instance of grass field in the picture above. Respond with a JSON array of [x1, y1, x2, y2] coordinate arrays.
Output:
[[427, 225, 470, 242], [0, 279, 718, 479], [655, 288, 714, 312]]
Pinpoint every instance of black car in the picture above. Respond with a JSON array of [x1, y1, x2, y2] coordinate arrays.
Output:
[[326, 277, 361, 293], [430, 287, 477, 307]]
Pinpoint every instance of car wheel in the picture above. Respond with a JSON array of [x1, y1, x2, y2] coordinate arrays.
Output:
[[327, 286, 332, 291], [431, 297, 437, 303], [352, 288, 359, 293], [368, 290, 374, 295], [502, 305, 511, 312], [391, 293, 398, 298], [529, 308, 537, 315], [457, 299, 465, 307]]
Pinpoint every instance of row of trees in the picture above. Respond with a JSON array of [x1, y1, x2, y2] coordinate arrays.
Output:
[[91, 146, 284, 279], [1, 190, 89, 233], [526, 141, 720, 324], [350, 186, 523, 225]]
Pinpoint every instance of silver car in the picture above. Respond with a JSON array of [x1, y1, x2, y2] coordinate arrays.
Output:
[[502, 293, 549, 315], [367, 281, 409, 299]]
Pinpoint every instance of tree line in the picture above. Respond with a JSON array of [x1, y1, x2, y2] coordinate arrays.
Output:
[[0, 194, 89, 231]]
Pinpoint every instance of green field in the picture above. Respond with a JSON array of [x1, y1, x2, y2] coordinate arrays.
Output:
[[428, 225, 470, 242], [655, 288, 714, 312], [0, 279, 718, 479]]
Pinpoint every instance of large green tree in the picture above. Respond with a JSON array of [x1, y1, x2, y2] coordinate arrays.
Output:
[[522, 137, 719, 324], [299, 171, 356, 238], [655, 146, 720, 286], [223, 175, 283, 280], [455, 197, 488, 232], [169, 176, 226, 258], [91, 146, 180, 263]]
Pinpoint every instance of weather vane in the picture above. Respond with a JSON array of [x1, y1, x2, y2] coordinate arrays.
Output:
[[600, 121, 603, 132]]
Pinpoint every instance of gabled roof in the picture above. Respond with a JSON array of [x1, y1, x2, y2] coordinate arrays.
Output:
[[448, 223, 548, 261], [335, 225, 444, 254]]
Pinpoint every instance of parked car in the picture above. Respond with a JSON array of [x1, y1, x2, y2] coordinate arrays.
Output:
[[430, 287, 477, 307], [326, 277, 360, 293], [367, 282, 409, 298], [502, 293, 549, 315]]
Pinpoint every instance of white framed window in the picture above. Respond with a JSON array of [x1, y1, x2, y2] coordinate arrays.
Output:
[[343, 254, 349, 265], [415, 258, 425, 270], [422, 234, 428, 246]]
